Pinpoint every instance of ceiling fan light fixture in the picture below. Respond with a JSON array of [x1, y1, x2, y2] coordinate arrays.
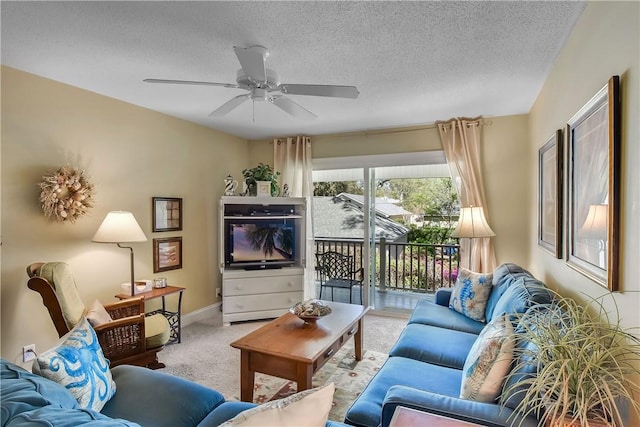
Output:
[[251, 88, 269, 101]]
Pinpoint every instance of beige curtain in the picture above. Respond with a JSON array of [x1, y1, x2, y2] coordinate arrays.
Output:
[[273, 136, 315, 298], [437, 117, 496, 273]]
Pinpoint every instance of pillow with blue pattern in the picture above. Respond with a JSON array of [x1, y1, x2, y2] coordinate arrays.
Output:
[[32, 317, 116, 412], [449, 267, 493, 322], [460, 314, 514, 402]]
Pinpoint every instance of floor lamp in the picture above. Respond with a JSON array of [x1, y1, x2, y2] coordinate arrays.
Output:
[[451, 206, 495, 270], [92, 211, 147, 296]]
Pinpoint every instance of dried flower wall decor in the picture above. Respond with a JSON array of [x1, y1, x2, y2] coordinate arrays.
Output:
[[39, 166, 95, 222]]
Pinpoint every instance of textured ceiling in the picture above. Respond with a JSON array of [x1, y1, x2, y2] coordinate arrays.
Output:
[[1, 1, 586, 140]]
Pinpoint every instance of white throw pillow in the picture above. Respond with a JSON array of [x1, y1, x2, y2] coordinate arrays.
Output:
[[85, 299, 113, 327], [220, 382, 335, 427], [32, 317, 116, 411], [449, 267, 493, 322], [460, 314, 514, 402]]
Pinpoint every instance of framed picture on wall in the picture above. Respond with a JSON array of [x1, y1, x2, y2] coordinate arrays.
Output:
[[152, 197, 182, 232], [566, 75, 620, 291], [153, 237, 183, 273], [538, 129, 563, 258]]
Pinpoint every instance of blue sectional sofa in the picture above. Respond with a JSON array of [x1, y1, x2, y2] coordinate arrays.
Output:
[[344, 263, 553, 427]]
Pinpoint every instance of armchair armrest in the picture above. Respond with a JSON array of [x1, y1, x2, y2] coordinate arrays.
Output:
[[104, 297, 144, 319], [435, 288, 453, 306], [382, 385, 538, 427]]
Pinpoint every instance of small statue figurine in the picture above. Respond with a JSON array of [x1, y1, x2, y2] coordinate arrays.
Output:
[[281, 183, 291, 197]]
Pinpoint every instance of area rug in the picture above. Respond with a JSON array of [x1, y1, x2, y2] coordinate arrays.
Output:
[[253, 345, 387, 422]]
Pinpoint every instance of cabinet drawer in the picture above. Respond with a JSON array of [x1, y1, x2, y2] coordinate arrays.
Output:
[[224, 275, 303, 296], [224, 291, 303, 314]]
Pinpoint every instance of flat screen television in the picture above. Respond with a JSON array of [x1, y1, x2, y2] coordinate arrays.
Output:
[[226, 221, 295, 269]]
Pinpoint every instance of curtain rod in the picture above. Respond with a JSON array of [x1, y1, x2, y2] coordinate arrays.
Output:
[[321, 119, 492, 139], [267, 119, 492, 141]]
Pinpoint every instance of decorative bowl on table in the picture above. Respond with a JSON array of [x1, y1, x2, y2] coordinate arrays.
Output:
[[289, 299, 332, 325]]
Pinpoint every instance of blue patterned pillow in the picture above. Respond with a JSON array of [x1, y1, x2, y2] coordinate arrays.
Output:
[[460, 314, 514, 402], [449, 268, 493, 322], [32, 317, 116, 411]]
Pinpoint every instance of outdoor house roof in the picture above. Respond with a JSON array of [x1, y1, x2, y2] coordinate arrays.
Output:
[[313, 195, 410, 241], [337, 193, 413, 218]]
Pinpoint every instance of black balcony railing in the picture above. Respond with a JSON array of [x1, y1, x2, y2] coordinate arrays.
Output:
[[314, 238, 460, 293]]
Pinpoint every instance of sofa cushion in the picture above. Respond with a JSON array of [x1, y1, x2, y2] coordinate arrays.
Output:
[[5, 406, 139, 427], [485, 263, 534, 322], [102, 364, 225, 427], [389, 323, 478, 369], [344, 356, 462, 427], [460, 314, 514, 402], [32, 317, 116, 412], [449, 268, 493, 322], [1, 359, 80, 425], [219, 383, 334, 427], [491, 277, 552, 322], [409, 299, 485, 335]]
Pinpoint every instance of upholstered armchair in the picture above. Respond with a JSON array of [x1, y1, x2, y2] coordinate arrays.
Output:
[[27, 262, 170, 369]]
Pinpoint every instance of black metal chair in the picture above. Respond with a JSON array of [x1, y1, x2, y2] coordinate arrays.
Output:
[[316, 251, 363, 304]]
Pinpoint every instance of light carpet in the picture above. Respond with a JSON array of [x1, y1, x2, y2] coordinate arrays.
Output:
[[161, 309, 407, 422]]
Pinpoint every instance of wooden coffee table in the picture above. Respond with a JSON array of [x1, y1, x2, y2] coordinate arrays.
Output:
[[230, 301, 370, 402]]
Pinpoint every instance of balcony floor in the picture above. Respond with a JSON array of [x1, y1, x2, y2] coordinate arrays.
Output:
[[314, 283, 434, 316]]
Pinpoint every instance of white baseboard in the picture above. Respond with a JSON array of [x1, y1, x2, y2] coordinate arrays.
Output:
[[181, 302, 221, 327]]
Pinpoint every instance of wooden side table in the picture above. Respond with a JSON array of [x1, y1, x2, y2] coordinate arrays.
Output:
[[115, 285, 185, 344], [388, 407, 485, 427]]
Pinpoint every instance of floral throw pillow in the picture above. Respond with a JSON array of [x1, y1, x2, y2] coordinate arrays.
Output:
[[219, 383, 335, 427], [32, 317, 116, 411], [460, 314, 514, 402], [449, 267, 493, 322]]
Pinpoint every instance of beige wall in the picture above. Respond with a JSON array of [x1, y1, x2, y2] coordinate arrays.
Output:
[[528, 0, 640, 327], [249, 114, 532, 267], [528, 4, 639, 421], [1, 66, 248, 366]]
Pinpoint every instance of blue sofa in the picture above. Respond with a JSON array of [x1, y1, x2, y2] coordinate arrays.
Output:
[[1, 358, 350, 427], [344, 263, 553, 427]]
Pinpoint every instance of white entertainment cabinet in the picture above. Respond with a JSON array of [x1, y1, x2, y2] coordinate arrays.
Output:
[[219, 196, 306, 325]]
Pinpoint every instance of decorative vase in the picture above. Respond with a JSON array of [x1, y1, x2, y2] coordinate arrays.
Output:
[[224, 175, 238, 196]]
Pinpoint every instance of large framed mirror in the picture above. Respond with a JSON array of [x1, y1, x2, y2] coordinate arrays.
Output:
[[566, 76, 620, 291]]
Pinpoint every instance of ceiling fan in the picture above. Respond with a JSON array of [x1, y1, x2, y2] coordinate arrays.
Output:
[[144, 45, 359, 119]]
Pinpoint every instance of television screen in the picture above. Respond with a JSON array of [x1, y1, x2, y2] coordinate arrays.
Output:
[[227, 222, 295, 267]]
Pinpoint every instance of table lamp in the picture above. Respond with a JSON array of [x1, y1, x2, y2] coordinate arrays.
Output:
[[451, 206, 495, 269], [92, 211, 147, 296]]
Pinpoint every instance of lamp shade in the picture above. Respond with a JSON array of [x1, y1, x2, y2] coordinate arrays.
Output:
[[92, 211, 147, 243], [451, 206, 495, 239], [578, 204, 608, 240]]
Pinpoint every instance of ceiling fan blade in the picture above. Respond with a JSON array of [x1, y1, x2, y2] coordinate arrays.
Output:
[[209, 94, 251, 117], [144, 78, 238, 88], [233, 46, 267, 83], [270, 96, 317, 119], [279, 84, 360, 99]]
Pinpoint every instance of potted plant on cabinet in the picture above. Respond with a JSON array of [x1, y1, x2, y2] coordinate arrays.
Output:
[[502, 292, 640, 427], [242, 163, 280, 196]]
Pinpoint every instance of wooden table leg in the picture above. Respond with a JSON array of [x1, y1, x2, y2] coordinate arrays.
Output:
[[296, 362, 313, 392], [240, 351, 255, 402], [354, 318, 364, 361]]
